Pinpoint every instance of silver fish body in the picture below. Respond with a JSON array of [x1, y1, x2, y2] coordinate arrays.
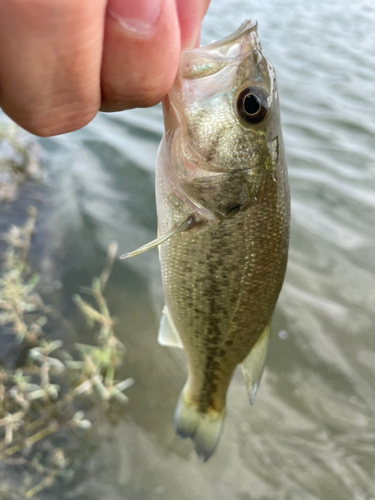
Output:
[[154, 20, 290, 461]]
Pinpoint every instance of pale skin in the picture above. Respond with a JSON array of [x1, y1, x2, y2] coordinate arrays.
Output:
[[0, 0, 210, 137]]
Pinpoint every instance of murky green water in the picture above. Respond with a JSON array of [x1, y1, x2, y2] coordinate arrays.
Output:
[[1, 0, 375, 498]]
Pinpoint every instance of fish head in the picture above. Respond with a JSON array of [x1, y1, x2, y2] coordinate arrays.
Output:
[[162, 20, 285, 221]]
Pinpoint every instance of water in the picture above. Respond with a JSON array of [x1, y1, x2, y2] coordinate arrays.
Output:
[[1, 0, 375, 498]]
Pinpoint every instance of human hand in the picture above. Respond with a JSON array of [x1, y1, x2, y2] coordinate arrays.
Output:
[[0, 0, 210, 137]]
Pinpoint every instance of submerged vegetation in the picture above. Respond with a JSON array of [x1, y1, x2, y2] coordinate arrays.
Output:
[[0, 124, 132, 498], [0, 122, 43, 203]]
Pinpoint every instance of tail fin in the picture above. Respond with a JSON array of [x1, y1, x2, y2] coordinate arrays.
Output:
[[174, 388, 225, 462]]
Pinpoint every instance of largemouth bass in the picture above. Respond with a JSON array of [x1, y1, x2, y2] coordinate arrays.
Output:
[[122, 20, 290, 461]]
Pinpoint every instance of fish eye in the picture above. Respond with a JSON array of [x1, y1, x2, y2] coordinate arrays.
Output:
[[237, 87, 269, 125]]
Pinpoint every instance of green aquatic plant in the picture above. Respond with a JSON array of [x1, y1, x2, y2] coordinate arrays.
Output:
[[0, 123, 43, 203], [0, 208, 133, 498]]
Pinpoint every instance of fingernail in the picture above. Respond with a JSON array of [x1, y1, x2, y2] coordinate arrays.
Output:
[[107, 0, 162, 36]]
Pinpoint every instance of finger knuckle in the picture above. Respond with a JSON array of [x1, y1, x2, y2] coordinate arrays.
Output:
[[20, 100, 98, 137]]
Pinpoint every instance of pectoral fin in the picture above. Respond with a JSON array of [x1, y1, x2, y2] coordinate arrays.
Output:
[[158, 306, 183, 348], [157, 224, 161, 261], [120, 215, 198, 260], [241, 324, 270, 405]]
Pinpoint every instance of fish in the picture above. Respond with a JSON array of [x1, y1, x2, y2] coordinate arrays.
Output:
[[121, 20, 290, 461]]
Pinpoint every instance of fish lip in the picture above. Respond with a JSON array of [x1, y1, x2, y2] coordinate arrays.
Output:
[[181, 19, 261, 62], [196, 19, 258, 52], [178, 19, 262, 81]]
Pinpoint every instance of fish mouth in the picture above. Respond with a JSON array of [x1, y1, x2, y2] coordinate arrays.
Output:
[[199, 19, 258, 52], [179, 19, 262, 81]]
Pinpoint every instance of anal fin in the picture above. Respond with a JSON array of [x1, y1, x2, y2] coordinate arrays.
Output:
[[241, 324, 270, 405], [158, 306, 183, 349]]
